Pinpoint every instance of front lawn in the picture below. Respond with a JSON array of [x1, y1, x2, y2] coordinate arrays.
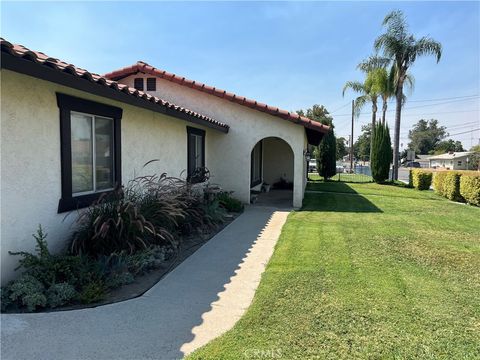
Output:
[[189, 181, 480, 359]]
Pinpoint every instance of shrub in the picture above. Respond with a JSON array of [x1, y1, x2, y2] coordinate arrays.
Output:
[[78, 280, 107, 304], [317, 129, 337, 180], [443, 172, 463, 201], [7, 274, 47, 311], [371, 123, 392, 183], [46, 283, 77, 308], [410, 169, 432, 190], [460, 174, 480, 206], [217, 192, 244, 212], [433, 171, 448, 197]]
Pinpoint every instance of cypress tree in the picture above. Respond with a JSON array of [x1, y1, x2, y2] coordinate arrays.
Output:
[[317, 129, 337, 180], [371, 123, 393, 183]]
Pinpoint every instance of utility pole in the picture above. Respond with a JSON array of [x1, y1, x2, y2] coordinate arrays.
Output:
[[350, 99, 354, 173]]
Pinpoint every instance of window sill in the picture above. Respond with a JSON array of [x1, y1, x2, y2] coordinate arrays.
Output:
[[57, 190, 114, 213]]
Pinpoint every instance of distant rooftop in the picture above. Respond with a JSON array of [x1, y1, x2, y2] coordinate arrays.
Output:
[[427, 151, 473, 160]]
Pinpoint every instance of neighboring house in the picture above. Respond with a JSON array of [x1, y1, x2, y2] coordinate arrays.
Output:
[[416, 155, 431, 168], [428, 151, 474, 170], [0, 39, 328, 284]]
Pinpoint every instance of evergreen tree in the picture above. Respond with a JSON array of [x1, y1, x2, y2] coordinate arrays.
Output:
[[371, 123, 393, 183], [317, 129, 337, 180]]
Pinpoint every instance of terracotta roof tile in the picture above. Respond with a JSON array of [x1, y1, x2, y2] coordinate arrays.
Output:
[[0, 38, 228, 132], [103, 61, 329, 134]]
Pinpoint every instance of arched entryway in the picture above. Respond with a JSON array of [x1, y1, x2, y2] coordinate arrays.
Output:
[[250, 137, 294, 207]]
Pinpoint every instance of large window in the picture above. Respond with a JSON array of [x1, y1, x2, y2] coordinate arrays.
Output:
[[251, 140, 263, 187], [187, 127, 205, 183], [57, 94, 122, 212]]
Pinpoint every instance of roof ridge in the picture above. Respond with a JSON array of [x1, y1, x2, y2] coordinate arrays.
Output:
[[103, 62, 329, 134]]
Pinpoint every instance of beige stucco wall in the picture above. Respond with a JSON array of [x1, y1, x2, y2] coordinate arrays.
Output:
[[262, 137, 294, 185], [121, 74, 308, 208], [0, 70, 215, 284]]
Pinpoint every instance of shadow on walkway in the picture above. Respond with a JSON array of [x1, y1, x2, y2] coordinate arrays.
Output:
[[1, 207, 286, 360]]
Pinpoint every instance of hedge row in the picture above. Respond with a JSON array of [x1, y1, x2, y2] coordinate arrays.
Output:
[[410, 169, 433, 190], [432, 170, 480, 206]]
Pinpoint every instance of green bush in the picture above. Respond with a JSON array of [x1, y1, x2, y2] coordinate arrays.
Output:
[[217, 192, 244, 212], [410, 169, 433, 190], [7, 274, 47, 311], [433, 171, 448, 197], [460, 174, 480, 206], [443, 172, 463, 201]]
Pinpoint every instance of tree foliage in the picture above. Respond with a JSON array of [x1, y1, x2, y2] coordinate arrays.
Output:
[[354, 124, 372, 161], [407, 119, 447, 154], [296, 105, 333, 126], [336, 137, 348, 160], [317, 129, 337, 180], [434, 139, 464, 154], [371, 123, 393, 183], [469, 145, 480, 170]]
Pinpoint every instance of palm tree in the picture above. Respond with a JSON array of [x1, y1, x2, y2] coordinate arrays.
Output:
[[342, 80, 378, 128], [358, 56, 414, 126], [374, 10, 442, 179]]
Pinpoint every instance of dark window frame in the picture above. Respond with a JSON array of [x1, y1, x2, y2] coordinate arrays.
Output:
[[134, 78, 144, 91], [56, 93, 122, 213], [250, 141, 263, 187], [187, 126, 206, 183], [146, 77, 157, 91]]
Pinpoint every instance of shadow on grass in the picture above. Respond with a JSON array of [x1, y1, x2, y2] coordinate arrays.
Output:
[[303, 182, 383, 213]]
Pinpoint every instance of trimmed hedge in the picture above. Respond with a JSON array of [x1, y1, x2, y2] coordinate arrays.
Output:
[[460, 174, 480, 206], [410, 169, 433, 190], [443, 172, 463, 201], [433, 171, 448, 197]]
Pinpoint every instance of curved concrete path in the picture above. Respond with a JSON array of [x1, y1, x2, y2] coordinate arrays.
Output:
[[1, 206, 290, 360]]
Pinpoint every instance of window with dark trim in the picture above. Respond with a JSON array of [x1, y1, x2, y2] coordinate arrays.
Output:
[[56, 93, 122, 213], [251, 140, 263, 187], [147, 78, 156, 91], [187, 126, 206, 183], [134, 78, 144, 91]]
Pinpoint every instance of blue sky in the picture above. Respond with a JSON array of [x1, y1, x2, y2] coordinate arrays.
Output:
[[2, 1, 479, 149]]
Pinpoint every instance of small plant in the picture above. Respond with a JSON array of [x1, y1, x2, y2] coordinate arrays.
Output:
[[78, 280, 107, 304], [7, 274, 46, 312], [46, 283, 77, 308], [217, 192, 244, 212]]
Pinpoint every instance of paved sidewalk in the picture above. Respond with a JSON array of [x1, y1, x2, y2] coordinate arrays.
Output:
[[1, 207, 290, 360]]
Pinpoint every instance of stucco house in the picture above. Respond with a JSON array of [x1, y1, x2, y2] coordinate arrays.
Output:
[[0, 38, 329, 283], [428, 151, 474, 170]]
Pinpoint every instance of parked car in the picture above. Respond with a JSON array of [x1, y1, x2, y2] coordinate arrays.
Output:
[[308, 159, 317, 172], [406, 161, 421, 168], [336, 165, 345, 173]]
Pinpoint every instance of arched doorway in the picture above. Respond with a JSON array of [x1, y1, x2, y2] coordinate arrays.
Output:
[[250, 137, 294, 207]]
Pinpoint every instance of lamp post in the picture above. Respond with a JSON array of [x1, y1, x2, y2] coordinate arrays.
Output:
[[305, 150, 311, 180]]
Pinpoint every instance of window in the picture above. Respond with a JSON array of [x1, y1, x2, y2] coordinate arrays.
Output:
[[147, 78, 156, 91], [134, 78, 144, 91], [187, 127, 205, 183], [57, 93, 122, 212], [251, 141, 263, 187], [457, 160, 462, 166]]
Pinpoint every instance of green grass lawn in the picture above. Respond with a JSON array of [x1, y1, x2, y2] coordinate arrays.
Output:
[[189, 182, 480, 359]]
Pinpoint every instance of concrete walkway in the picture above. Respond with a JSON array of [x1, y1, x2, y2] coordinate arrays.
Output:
[[1, 206, 290, 360]]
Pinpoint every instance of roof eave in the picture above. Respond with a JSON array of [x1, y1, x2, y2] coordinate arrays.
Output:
[[1, 52, 229, 133]]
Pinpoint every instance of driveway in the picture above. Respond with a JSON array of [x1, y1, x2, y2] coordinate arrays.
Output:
[[1, 207, 290, 360]]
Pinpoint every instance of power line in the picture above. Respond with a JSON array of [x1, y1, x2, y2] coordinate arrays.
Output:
[[387, 94, 479, 103], [329, 102, 351, 113], [448, 128, 480, 136]]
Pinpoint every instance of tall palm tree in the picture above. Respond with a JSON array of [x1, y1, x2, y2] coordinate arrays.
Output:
[[374, 10, 442, 179], [358, 56, 414, 126]]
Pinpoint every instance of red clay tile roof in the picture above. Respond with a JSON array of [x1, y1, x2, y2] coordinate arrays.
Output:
[[0, 39, 229, 132], [104, 61, 330, 134]]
